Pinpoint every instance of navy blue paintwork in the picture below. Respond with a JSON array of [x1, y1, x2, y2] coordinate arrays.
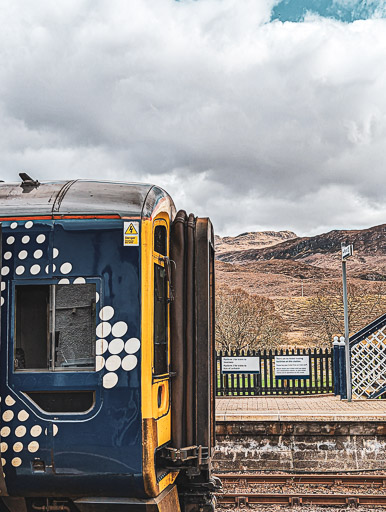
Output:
[[0, 218, 144, 497]]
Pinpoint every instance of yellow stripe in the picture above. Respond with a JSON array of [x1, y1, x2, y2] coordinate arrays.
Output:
[[141, 213, 177, 495]]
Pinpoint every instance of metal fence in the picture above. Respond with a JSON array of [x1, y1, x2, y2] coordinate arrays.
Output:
[[216, 348, 334, 396]]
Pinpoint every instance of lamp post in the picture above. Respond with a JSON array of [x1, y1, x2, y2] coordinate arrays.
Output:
[[341, 242, 353, 402]]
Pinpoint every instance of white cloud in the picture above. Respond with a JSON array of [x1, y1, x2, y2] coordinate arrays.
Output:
[[0, 1, 386, 235]]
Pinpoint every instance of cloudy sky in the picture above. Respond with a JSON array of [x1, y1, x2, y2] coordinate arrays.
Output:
[[1, 0, 386, 236]]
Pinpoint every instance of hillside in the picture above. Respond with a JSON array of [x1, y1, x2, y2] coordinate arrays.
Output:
[[218, 224, 386, 268], [215, 230, 297, 256], [215, 224, 386, 347]]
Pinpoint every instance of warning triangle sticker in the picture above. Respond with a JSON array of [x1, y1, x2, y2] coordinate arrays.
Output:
[[125, 222, 138, 235]]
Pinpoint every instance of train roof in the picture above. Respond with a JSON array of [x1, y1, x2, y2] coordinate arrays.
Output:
[[0, 179, 176, 219]]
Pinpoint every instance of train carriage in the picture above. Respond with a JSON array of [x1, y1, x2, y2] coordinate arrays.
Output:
[[0, 177, 218, 512]]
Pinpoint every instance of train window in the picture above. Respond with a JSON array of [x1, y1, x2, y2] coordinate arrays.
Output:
[[14, 284, 96, 371], [154, 225, 167, 256], [153, 263, 168, 375]]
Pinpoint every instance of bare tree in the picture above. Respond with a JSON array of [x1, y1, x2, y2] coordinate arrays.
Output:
[[307, 281, 386, 346], [215, 285, 286, 351]]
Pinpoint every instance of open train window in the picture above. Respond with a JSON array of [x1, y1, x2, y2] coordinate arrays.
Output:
[[153, 264, 168, 375], [14, 284, 96, 371]]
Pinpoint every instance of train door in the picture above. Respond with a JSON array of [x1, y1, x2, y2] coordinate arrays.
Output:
[[151, 217, 171, 446], [1, 218, 142, 497]]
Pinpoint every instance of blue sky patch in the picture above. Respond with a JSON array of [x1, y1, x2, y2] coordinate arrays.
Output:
[[271, 0, 386, 22]]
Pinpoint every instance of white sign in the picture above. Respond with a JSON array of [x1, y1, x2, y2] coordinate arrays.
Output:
[[221, 357, 260, 374], [275, 356, 310, 379], [341, 244, 353, 260]]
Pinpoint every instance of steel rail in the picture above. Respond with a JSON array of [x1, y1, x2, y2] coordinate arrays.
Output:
[[217, 492, 386, 507], [218, 473, 386, 486]]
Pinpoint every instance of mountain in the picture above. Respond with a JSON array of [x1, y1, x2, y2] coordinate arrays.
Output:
[[215, 224, 386, 292], [217, 224, 386, 264], [215, 230, 297, 256]]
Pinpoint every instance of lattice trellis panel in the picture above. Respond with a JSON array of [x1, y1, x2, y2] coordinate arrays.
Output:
[[351, 325, 386, 399]]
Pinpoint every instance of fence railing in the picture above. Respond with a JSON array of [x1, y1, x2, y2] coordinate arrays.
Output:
[[216, 348, 334, 396]]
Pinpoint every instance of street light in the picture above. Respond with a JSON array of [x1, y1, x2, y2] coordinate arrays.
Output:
[[341, 242, 353, 402]]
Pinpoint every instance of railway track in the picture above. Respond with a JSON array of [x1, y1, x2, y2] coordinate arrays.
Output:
[[216, 473, 386, 507], [218, 472, 386, 486], [218, 492, 386, 507]]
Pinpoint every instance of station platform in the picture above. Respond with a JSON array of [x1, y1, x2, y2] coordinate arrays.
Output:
[[214, 396, 386, 471], [215, 394, 386, 422]]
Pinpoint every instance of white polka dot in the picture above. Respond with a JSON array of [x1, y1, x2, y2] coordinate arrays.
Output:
[[25, 221, 33, 229], [18, 250, 28, 260], [21, 236, 30, 244], [30, 264, 41, 275], [15, 426, 26, 438], [1, 297, 4, 307], [58, 278, 70, 284], [18, 410, 29, 422], [45, 265, 49, 274], [2, 411, 14, 422], [53, 424, 58, 437], [112, 321, 128, 338], [125, 338, 141, 354], [4, 252, 12, 260], [103, 372, 118, 389], [105, 355, 121, 372], [53, 248, 59, 259], [96, 339, 108, 355], [1, 442, 8, 453], [96, 356, 105, 371], [1, 282, 5, 291], [34, 249, 43, 259], [1, 267, 9, 276], [96, 292, 100, 303], [60, 262, 72, 274], [0, 427, 10, 438], [28, 441, 39, 453], [96, 322, 111, 338], [13, 442, 23, 453], [30, 425, 42, 437], [36, 234, 46, 244], [99, 306, 114, 321], [1, 458, 6, 466], [109, 338, 124, 354], [11, 457, 22, 467], [122, 354, 138, 371], [10, 222, 17, 229], [73, 277, 85, 284], [6, 236, 15, 245], [5, 396, 15, 406], [16, 266, 25, 275]]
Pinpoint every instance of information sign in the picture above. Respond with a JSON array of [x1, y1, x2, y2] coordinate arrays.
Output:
[[275, 355, 310, 379], [221, 357, 260, 374], [341, 243, 353, 260]]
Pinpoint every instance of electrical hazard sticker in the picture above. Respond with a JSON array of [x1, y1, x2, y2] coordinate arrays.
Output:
[[124, 221, 139, 246]]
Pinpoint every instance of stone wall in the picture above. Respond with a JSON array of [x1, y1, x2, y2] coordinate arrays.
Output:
[[214, 421, 386, 471]]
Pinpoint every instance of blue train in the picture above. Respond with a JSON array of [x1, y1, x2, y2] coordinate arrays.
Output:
[[0, 176, 218, 512]]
